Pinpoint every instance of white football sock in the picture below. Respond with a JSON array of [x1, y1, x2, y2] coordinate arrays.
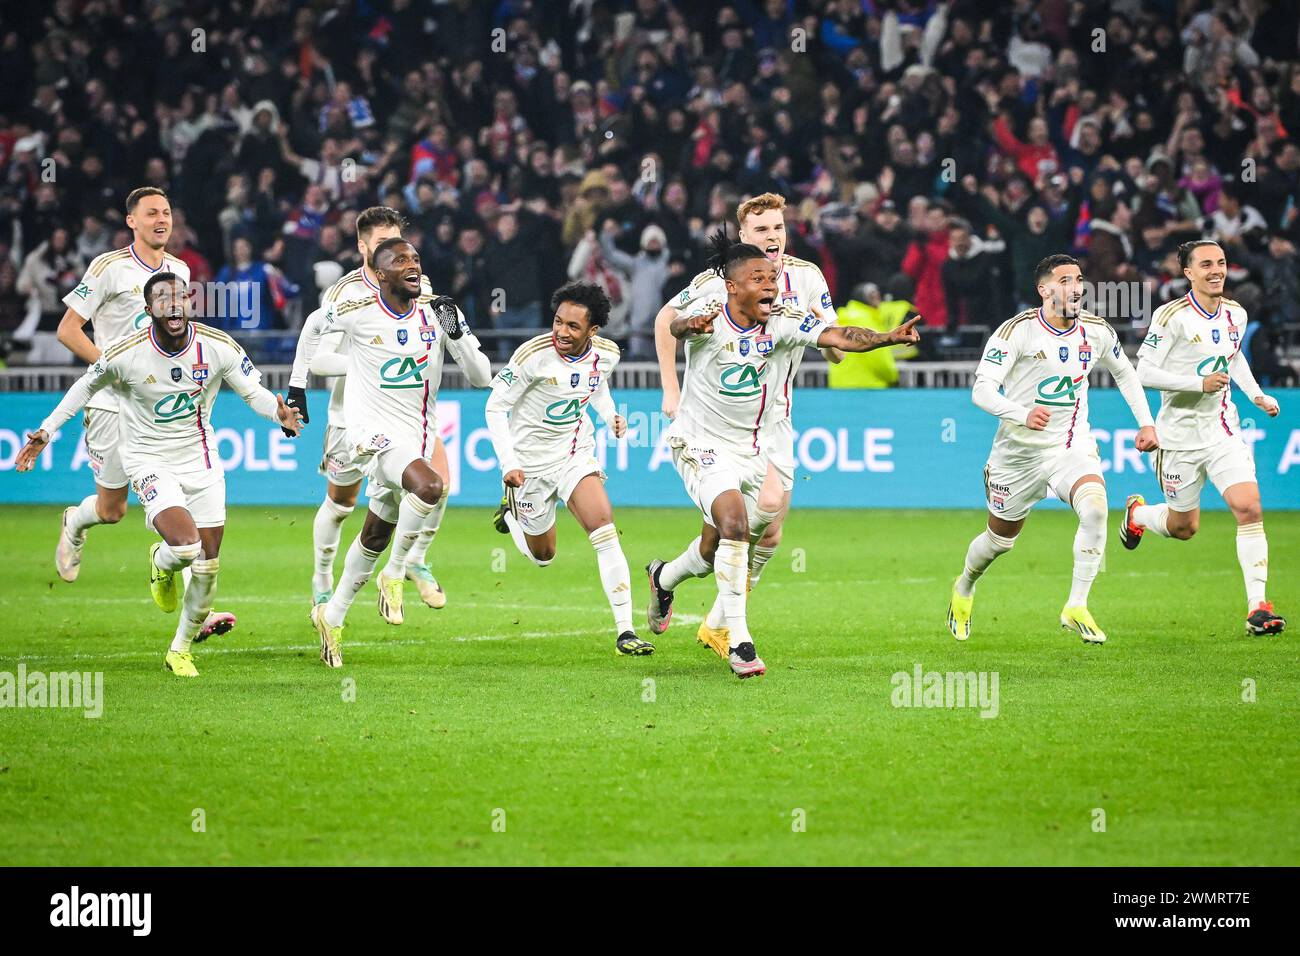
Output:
[[66, 494, 103, 541], [1131, 502, 1171, 537], [503, 511, 551, 566], [714, 538, 752, 648], [405, 489, 448, 568], [956, 529, 1016, 597], [660, 536, 711, 591], [155, 540, 201, 572], [324, 538, 382, 628], [748, 544, 778, 585], [170, 557, 218, 654], [382, 494, 436, 579], [589, 524, 634, 635], [1236, 522, 1268, 611], [312, 497, 354, 593], [1068, 483, 1108, 607]]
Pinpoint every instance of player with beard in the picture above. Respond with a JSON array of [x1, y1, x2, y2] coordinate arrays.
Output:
[[653, 193, 844, 655], [646, 238, 920, 677], [289, 207, 459, 614], [52, 187, 237, 640], [947, 254, 1158, 645], [298, 239, 490, 666], [17, 273, 303, 676]]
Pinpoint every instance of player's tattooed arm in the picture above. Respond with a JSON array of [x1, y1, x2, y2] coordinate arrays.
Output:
[[816, 316, 922, 352]]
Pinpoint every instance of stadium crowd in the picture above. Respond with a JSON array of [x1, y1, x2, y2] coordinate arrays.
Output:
[[0, 0, 1297, 382]]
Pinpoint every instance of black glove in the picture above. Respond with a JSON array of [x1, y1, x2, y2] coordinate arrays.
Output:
[[284, 385, 309, 437], [430, 295, 464, 340]]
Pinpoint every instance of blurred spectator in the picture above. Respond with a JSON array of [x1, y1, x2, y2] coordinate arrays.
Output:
[[18, 227, 82, 333], [1086, 199, 1138, 285], [214, 237, 283, 331], [0, 0, 1296, 372], [902, 203, 952, 330], [1207, 185, 1268, 246], [829, 283, 908, 390], [568, 228, 629, 340], [598, 220, 669, 359], [483, 212, 545, 359], [942, 218, 1005, 338]]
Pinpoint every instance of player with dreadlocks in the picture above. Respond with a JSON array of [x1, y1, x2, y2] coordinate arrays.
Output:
[[645, 234, 922, 677]]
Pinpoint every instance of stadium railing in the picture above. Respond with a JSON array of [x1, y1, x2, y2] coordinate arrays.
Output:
[[0, 361, 1132, 393]]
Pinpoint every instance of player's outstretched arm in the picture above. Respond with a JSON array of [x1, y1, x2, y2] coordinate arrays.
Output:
[[433, 296, 493, 387], [815, 315, 921, 352], [18, 358, 116, 470], [223, 345, 301, 434], [669, 304, 720, 339], [654, 301, 681, 417]]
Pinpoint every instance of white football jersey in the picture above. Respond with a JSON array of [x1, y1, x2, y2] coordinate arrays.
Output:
[[63, 244, 191, 412], [486, 333, 621, 474], [669, 303, 827, 456], [974, 309, 1130, 453], [1138, 293, 1250, 450], [324, 288, 478, 456], [38, 323, 276, 475], [673, 254, 833, 420]]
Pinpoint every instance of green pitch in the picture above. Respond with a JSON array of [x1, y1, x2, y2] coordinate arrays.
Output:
[[1, 504, 1296, 866]]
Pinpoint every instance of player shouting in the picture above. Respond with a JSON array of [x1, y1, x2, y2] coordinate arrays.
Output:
[[299, 239, 490, 666], [646, 238, 920, 677], [947, 254, 1159, 645], [1120, 239, 1285, 635], [17, 272, 303, 676], [653, 193, 842, 655], [288, 206, 456, 613], [486, 281, 653, 656]]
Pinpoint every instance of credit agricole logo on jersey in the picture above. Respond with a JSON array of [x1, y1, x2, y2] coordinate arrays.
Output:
[[1035, 373, 1085, 407], [1196, 355, 1230, 376], [544, 398, 584, 424], [379, 354, 429, 389], [153, 393, 197, 423], [717, 363, 765, 398]]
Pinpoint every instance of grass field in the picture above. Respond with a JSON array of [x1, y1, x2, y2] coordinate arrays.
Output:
[[0, 503, 1297, 866]]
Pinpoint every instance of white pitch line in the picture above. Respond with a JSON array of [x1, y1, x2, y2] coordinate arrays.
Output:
[[1, 597, 654, 614], [8, 629, 603, 663]]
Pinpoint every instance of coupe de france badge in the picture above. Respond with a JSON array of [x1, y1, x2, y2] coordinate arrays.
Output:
[[1059, 346, 1069, 363], [1212, 329, 1220, 344], [570, 373, 580, 387], [739, 339, 751, 357], [397, 328, 408, 345], [170, 367, 182, 382]]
